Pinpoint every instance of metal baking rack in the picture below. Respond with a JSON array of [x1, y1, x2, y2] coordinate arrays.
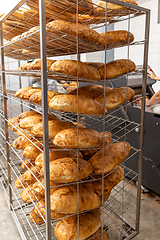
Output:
[[0, 0, 150, 240]]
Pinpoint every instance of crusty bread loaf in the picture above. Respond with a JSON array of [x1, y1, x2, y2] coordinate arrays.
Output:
[[19, 115, 42, 129], [85, 166, 124, 197], [54, 209, 101, 240], [53, 128, 104, 149], [8, 117, 19, 131], [31, 120, 75, 139], [40, 157, 92, 183], [35, 150, 83, 168], [15, 167, 40, 188], [47, 20, 104, 46], [21, 159, 35, 170], [50, 185, 100, 214], [95, 87, 135, 110], [100, 30, 134, 47], [15, 87, 33, 97], [21, 88, 41, 99], [82, 131, 112, 160], [29, 90, 60, 104], [97, 59, 136, 80], [17, 111, 39, 120], [69, 84, 104, 99], [88, 142, 131, 174], [22, 142, 43, 159], [13, 136, 34, 149], [49, 60, 101, 81], [18, 62, 32, 70], [86, 227, 109, 240], [49, 94, 107, 115], [29, 200, 66, 225], [30, 59, 56, 70]]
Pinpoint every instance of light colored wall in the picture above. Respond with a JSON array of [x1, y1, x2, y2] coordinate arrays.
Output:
[[114, 0, 160, 92]]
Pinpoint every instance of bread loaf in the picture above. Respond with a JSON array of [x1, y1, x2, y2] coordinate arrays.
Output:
[[30, 58, 56, 70], [31, 120, 75, 139], [21, 88, 41, 99], [82, 131, 112, 160], [35, 150, 83, 168], [18, 62, 32, 70], [49, 94, 107, 115], [17, 111, 39, 120], [85, 166, 124, 197], [86, 227, 109, 240], [30, 200, 66, 225], [13, 136, 34, 149], [88, 142, 131, 174], [40, 157, 92, 183], [8, 117, 19, 131], [47, 20, 104, 46], [96, 87, 135, 110], [19, 115, 42, 129], [98, 59, 136, 79], [53, 128, 104, 149], [29, 90, 60, 104], [69, 84, 104, 99], [54, 209, 101, 240], [15, 167, 40, 188], [15, 87, 33, 97], [21, 159, 35, 170], [22, 142, 43, 159], [49, 60, 101, 81], [100, 30, 134, 47], [50, 185, 100, 214]]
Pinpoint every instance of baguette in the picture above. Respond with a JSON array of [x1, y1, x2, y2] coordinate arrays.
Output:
[[49, 94, 107, 115], [29, 90, 60, 105], [40, 157, 92, 183], [54, 209, 101, 240], [88, 142, 131, 174], [31, 120, 75, 139], [35, 150, 83, 168], [100, 30, 134, 47], [47, 20, 104, 46], [96, 87, 135, 110], [53, 128, 104, 149], [98, 59, 136, 79], [50, 185, 100, 214]]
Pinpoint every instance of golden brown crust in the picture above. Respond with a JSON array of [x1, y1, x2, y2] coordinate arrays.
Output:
[[17, 111, 39, 120], [35, 150, 83, 168], [95, 87, 135, 110], [31, 120, 74, 139], [13, 136, 34, 149], [85, 166, 124, 197], [97, 59, 136, 80], [21, 88, 41, 99], [15, 167, 40, 188], [8, 117, 19, 131], [19, 115, 42, 129], [29, 90, 60, 104], [50, 185, 100, 213], [22, 142, 43, 159], [53, 128, 104, 149], [49, 94, 107, 116], [18, 62, 32, 70], [47, 20, 104, 46], [30, 59, 56, 70], [40, 158, 92, 183], [100, 30, 134, 47], [15, 87, 34, 97], [21, 159, 35, 170], [88, 142, 131, 174], [54, 209, 101, 240], [49, 60, 101, 81]]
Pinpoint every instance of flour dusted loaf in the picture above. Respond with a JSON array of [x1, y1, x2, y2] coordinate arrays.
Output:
[[54, 209, 101, 240], [53, 128, 104, 149], [49, 60, 101, 81], [15, 167, 40, 188], [96, 87, 135, 110], [47, 20, 104, 46], [29, 90, 60, 104], [35, 150, 83, 168], [49, 94, 107, 115], [50, 185, 100, 214], [31, 120, 75, 138], [101, 30, 134, 47], [40, 157, 92, 183], [88, 142, 131, 174], [85, 166, 124, 197], [98, 59, 136, 79]]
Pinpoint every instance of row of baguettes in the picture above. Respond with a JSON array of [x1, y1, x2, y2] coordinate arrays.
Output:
[[14, 85, 135, 115], [17, 58, 136, 81]]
